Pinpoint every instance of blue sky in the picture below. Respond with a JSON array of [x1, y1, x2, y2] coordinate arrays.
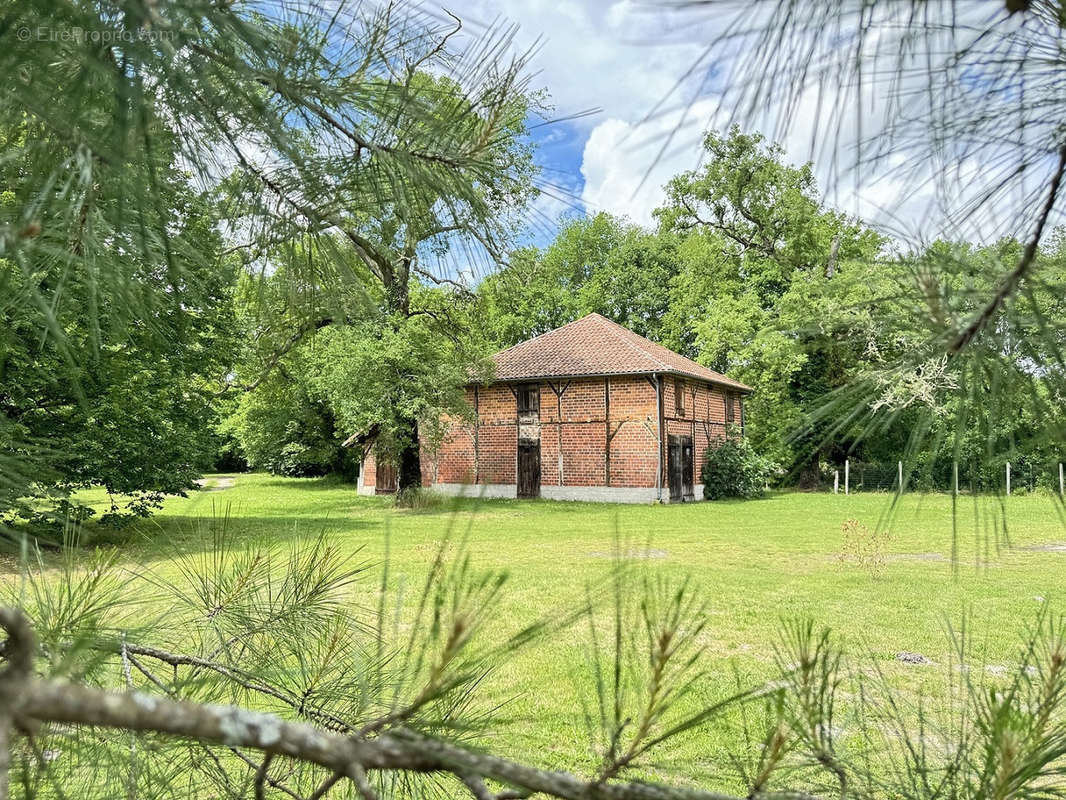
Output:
[[447, 0, 947, 249], [451, 0, 735, 239]]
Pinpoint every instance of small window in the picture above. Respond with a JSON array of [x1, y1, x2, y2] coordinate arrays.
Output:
[[675, 379, 685, 416], [517, 383, 539, 414], [725, 392, 736, 424]]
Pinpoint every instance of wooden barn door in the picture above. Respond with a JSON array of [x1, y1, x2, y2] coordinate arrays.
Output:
[[375, 460, 398, 494], [517, 443, 540, 498], [681, 437, 694, 500], [516, 383, 541, 498], [668, 435, 694, 502]]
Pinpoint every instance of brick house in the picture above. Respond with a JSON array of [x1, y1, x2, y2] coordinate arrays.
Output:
[[357, 313, 752, 503]]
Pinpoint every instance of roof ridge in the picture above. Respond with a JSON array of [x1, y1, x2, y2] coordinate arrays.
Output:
[[601, 314, 739, 385], [586, 313, 671, 373], [487, 312, 752, 392]]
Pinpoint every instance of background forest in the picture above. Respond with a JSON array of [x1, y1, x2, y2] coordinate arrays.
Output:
[[6, 116, 1066, 530]]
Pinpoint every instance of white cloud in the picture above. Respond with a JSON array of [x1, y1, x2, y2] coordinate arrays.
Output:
[[580, 119, 649, 220], [448, 0, 897, 226], [451, 0, 709, 127], [444, 0, 1006, 241], [579, 99, 721, 225]]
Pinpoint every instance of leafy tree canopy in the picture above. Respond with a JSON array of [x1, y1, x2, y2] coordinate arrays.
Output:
[[1, 0, 543, 520], [0, 112, 239, 526], [478, 213, 681, 345], [477, 127, 1066, 488]]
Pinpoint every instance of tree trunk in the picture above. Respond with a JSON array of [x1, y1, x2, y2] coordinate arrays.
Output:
[[796, 458, 821, 490], [385, 250, 421, 492], [794, 444, 825, 490], [397, 416, 422, 491]]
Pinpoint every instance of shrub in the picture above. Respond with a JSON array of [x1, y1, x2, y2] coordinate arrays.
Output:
[[701, 432, 774, 500], [224, 381, 356, 479], [394, 486, 446, 510]]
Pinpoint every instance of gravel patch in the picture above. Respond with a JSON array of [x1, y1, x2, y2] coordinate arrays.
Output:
[[896, 651, 933, 665], [588, 548, 669, 560]]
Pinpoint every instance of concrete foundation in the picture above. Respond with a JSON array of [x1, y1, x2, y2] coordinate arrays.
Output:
[[431, 483, 682, 504], [432, 483, 518, 500], [539, 485, 661, 503], [358, 477, 704, 504]]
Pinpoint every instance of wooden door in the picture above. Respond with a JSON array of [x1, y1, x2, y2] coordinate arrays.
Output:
[[668, 436, 683, 502], [375, 460, 397, 494], [516, 382, 541, 498], [682, 437, 694, 500], [517, 442, 540, 498], [668, 435, 694, 502]]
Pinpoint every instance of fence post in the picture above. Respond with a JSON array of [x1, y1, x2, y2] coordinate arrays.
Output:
[[845, 459, 850, 496], [1006, 461, 1011, 496], [1059, 462, 1063, 499], [833, 470, 839, 494], [898, 460, 903, 494], [953, 461, 959, 497]]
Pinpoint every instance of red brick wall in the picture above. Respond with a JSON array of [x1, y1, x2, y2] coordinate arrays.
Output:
[[421, 387, 477, 485], [375, 373, 745, 497], [606, 376, 659, 488], [547, 379, 607, 486], [661, 375, 739, 491], [416, 375, 659, 490]]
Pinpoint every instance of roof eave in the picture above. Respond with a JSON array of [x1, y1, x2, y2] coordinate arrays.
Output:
[[472, 369, 753, 394]]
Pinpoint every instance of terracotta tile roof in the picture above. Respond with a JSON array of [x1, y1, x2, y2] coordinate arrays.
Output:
[[489, 313, 752, 393]]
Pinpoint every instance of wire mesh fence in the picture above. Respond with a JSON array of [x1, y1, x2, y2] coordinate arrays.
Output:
[[828, 458, 1066, 495]]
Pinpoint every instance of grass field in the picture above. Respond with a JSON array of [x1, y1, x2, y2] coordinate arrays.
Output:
[[6, 473, 1066, 790]]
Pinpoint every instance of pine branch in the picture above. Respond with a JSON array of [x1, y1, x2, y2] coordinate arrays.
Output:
[[0, 608, 780, 800], [947, 144, 1066, 357], [111, 639, 355, 733], [6, 678, 768, 800]]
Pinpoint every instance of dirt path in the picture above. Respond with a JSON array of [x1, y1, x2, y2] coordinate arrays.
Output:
[[195, 475, 237, 492]]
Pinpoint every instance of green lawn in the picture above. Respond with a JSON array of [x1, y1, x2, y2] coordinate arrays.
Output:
[[6, 473, 1066, 788]]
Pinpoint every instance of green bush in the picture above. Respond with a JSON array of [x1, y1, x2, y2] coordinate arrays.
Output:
[[701, 431, 774, 500], [394, 486, 447, 510]]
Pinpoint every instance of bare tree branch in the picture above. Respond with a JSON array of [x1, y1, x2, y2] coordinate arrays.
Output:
[[255, 752, 275, 800], [308, 771, 345, 800], [461, 773, 533, 800], [413, 265, 473, 294], [403, 11, 463, 78], [350, 762, 379, 800], [6, 674, 766, 800], [229, 747, 304, 800], [6, 610, 763, 800]]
